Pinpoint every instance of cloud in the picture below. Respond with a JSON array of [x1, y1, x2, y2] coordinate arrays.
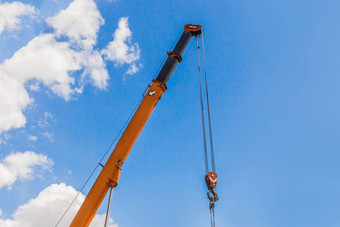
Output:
[[45, 0, 109, 89], [0, 33, 81, 133], [0, 1, 38, 34], [42, 132, 54, 143], [0, 183, 118, 227], [102, 17, 141, 74], [126, 63, 141, 75], [0, 0, 140, 134], [28, 82, 39, 91], [27, 135, 37, 141], [0, 151, 54, 189], [46, 0, 104, 50], [38, 112, 54, 128], [80, 50, 109, 89], [0, 70, 31, 133], [1, 34, 82, 100], [0, 133, 11, 146], [0, 0, 103, 133]]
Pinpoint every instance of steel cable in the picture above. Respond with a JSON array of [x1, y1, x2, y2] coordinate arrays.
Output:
[[201, 30, 216, 172], [104, 187, 114, 227], [195, 36, 209, 174], [196, 32, 217, 227]]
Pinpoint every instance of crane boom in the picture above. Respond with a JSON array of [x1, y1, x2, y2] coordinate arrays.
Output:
[[70, 24, 202, 227]]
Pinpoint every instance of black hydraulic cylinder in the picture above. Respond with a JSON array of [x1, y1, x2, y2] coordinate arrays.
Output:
[[155, 24, 202, 84]]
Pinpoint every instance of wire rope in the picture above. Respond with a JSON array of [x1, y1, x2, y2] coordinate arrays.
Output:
[[195, 36, 209, 174], [201, 30, 216, 172], [197, 32, 217, 227], [104, 187, 114, 227]]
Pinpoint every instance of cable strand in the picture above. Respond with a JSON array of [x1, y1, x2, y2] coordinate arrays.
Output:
[[201, 31, 216, 172], [196, 36, 209, 174], [104, 187, 114, 227]]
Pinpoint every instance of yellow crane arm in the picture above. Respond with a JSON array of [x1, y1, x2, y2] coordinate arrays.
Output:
[[70, 24, 202, 227]]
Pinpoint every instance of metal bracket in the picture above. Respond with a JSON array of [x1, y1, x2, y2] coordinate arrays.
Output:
[[167, 51, 182, 63], [106, 178, 118, 188], [142, 84, 151, 97]]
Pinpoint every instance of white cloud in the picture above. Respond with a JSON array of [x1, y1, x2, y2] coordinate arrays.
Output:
[[42, 132, 54, 143], [126, 63, 141, 75], [0, 0, 110, 134], [0, 151, 54, 189], [1, 34, 82, 100], [46, 0, 109, 88], [28, 82, 39, 91], [38, 111, 54, 128], [0, 71, 31, 133], [27, 135, 37, 141], [0, 183, 118, 227], [46, 0, 104, 50], [0, 1, 38, 34], [0, 0, 140, 134], [0, 133, 11, 145], [102, 17, 141, 74], [0, 33, 81, 133], [80, 50, 109, 89], [43, 111, 54, 121]]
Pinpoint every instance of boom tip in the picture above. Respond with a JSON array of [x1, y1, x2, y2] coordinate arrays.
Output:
[[184, 24, 202, 35]]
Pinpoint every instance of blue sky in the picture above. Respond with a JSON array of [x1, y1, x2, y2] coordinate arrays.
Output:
[[0, 0, 340, 226]]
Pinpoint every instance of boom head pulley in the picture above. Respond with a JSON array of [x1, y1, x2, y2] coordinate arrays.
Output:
[[184, 24, 202, 36]]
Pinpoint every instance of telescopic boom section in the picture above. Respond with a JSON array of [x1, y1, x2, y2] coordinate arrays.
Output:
[[70, 24, 201, 227]]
